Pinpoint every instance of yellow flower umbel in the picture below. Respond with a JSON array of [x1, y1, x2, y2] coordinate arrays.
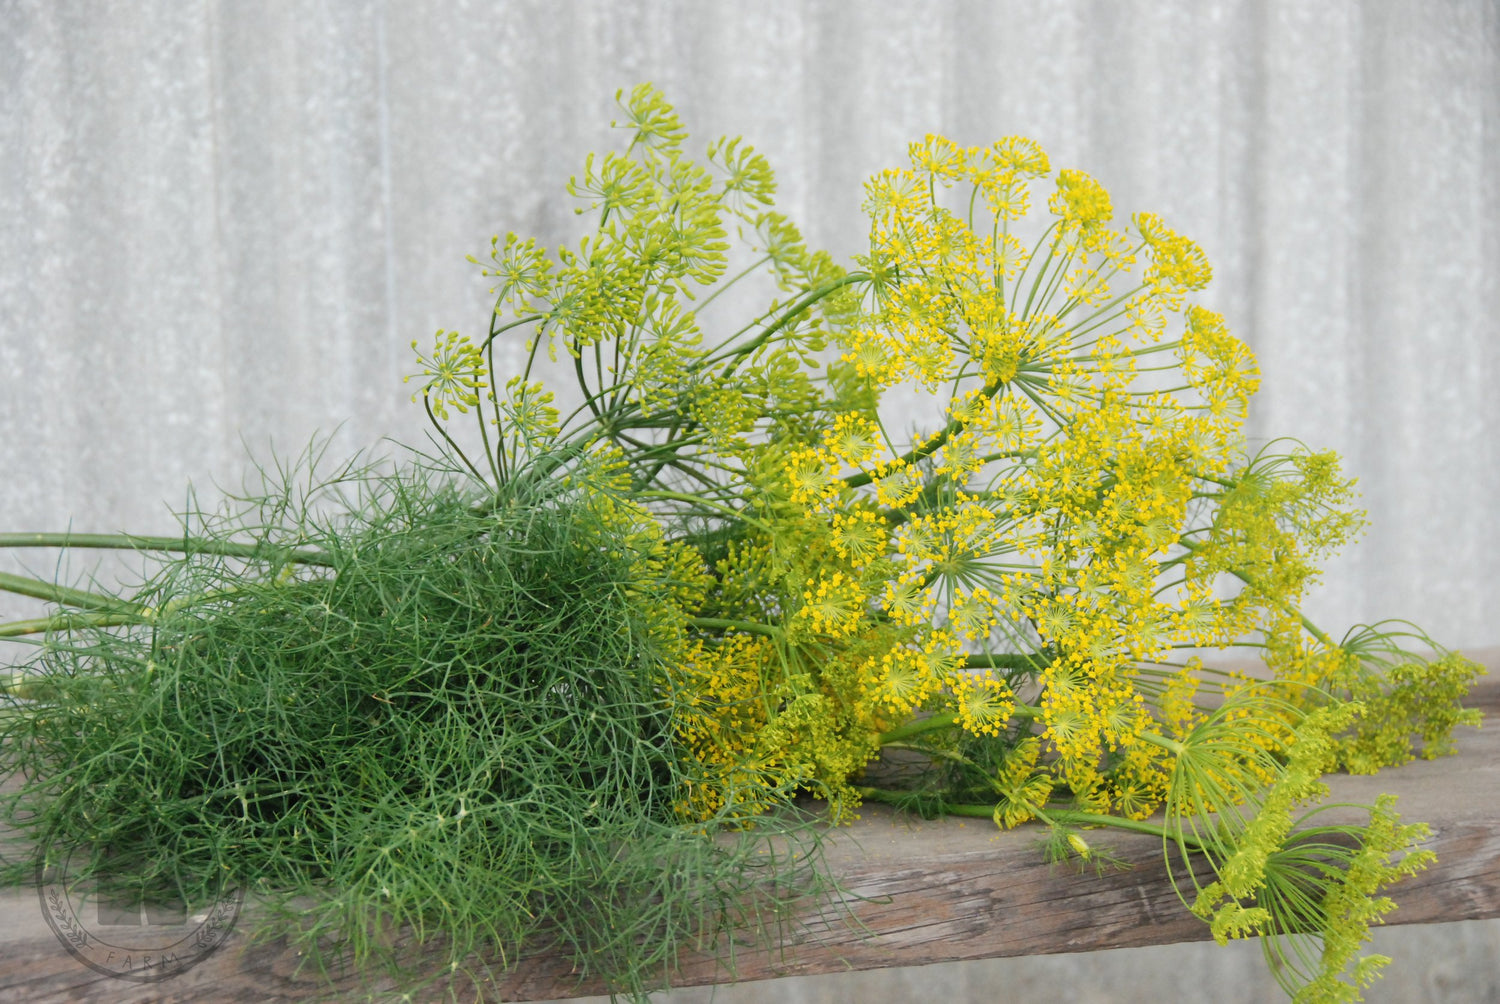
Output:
[[406, 329, 486, 421], [429, 92, 1482, 1002]]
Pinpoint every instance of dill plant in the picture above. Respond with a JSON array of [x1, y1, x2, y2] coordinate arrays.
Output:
[[0, 451, 825, 1000], [0, 84, 1487, 1002], [404, 85, 1482, 1001]]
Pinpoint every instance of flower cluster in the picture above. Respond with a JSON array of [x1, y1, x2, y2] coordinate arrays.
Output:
[[12, 83, 1480, 1004], [409, 86, 1483, 1003]]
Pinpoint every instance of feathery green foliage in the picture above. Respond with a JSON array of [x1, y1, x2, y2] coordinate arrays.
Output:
[[0, 453, 826, 1000]]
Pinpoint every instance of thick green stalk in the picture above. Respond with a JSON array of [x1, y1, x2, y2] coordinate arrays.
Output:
[[1133, 730, 1187, 757], [1048, 810, 1191, 843], [638, 491, 771, 532], [875, 709, 959, 745], [0, 532, 334, 567], [0, 611, 147, 639], [964, 652, 1046, 674], [0, 571, 144, 615], [876, 699, 1044, 746], [857, 788, 1208, 851], [844, 377, 1003, 490], [687, 616, 783, 639], [709, 272, 869, 374], [692, 254, 773, 315]]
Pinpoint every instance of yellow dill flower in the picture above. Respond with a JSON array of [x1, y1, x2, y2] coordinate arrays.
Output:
[[977, 394, 1043, 450], [1158, 660, 1206, 741], [982, 181, 1031, 222], [667, 633, 777, 821], [406, 329, 486, 420], [934, 434, 986, 479], [1063, 265, 1111, 306], [993, 231, 1029, 276], [845, 333, 901, 388], [863, 646, 939, 716], [1034, 598, 1078, 644], [875, 462, 925, 508], [1125, 291, 1168, 338], [691, 379, 763, 445], [882, 573, 932, 626], [1108, 778, 1158, 821], [1048, 168, 1113, 230], [947, 670, 1015, 738], [915, 628, 967, 682], [947, 587, 1000, 642], [968, 304, 1025, 385], [823, 412, 885, 468], [862, 168, 926, 220], [991, 736, 1055, 829], [497, 376, 559, 443], [1087, 226, 1138, 270], [1097, 691, 1147, 750], [908, 133, 969, 180], [796, 570, 866, 639], [829, 509, 888, 566], [481, 231, 553, 312], [782, 446, 842, 506], [1043, 698, 1094, 760], [992, 136, 1051, 178], [946, 388, 991, 426], [1135, 211, 1212, 292], [898, 511, 960, 572], [885, 288, 958, 386], [1178, 305, 1260, 414]]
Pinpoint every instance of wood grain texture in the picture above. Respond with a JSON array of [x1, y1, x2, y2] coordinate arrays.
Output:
[[1, 649, 1495, 1002]]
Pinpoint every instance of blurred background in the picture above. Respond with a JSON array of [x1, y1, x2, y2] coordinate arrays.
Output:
[[2, 1, 1496, 1000]]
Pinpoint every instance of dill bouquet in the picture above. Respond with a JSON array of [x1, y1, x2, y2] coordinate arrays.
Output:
[[0, 457, 825, 999], [0, 85, 1485, 1003]]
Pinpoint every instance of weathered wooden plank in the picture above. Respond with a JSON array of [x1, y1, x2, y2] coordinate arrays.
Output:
[[1, 649, 1495, 1002]]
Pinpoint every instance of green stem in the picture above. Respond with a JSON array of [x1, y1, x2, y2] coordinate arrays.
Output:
[[478, 313, 546, 355], [1053, 810, 1175, 840], [1133, 730, 1186, 757], [475, 392, 504, 487], [877, 699, 1044, 746], [693, 254, 773, 314], [964, 653, 1046, 674], [555, 379, 634, 435], [637, 490, 770, 531], [0, 611, 147, 638], [1011, 374, 1070, 429], [855, 785, 951, 811], [0, 571, 145, 615], [0, 532, 334, 567], [479, 306, 520, 486], [1010, 220, 1061, 316], [632, 454, 724, 495], [844, 378, 1003, 490], [876, 709, 960, 745], [925, 801, 995, 820], [687, 617, 782, 639], [713, 272, 869, 375], [573, 345, 609, 428], [424, 395, 486, 484], [1176, 540, 1336, 648], [858, 788, 1213, 853]]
